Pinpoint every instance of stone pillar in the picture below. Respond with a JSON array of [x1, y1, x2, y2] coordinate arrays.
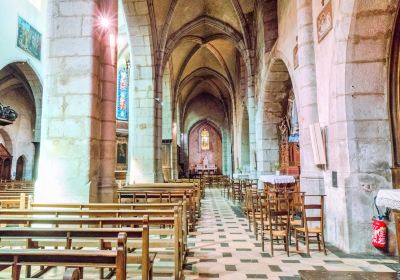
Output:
[[247, 82, 257, 175], [295, 0, 323, 193], [124, 0, 161, 183], [35, 0, 103, 203], [32, 142, 40, 181], [97, 0, 118, 202]]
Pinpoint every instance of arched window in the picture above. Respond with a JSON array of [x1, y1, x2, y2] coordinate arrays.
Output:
[[200, 129, 210, 151]]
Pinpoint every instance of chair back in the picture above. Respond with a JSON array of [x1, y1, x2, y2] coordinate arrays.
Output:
[[301, 194, 325, 234], [267, 197, 290, 232]]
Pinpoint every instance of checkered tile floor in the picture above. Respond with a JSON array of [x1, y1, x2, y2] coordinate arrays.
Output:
[[183, 189, 400, 280]]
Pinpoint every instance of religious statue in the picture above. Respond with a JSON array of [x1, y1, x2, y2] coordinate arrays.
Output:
[[0, 104, 18, 122], [278, 117, 289, 144]]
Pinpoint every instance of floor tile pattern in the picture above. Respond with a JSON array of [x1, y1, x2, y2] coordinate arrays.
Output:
[[183, 189, 399, 280]]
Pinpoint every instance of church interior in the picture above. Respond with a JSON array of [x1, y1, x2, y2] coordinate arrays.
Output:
[[0, 0, 400, 279]]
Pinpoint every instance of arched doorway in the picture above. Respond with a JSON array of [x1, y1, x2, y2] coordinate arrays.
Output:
[[15, 156, 25, 180]]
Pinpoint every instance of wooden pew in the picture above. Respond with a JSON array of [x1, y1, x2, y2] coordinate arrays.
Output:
[[0, 232, 128, 280], [0, 193, 32, 209], [0, 215, 182, 279], [0, 208, 187, 256], [125, 182, 202, 206], [31, 201, 189, 252], [0, 226, 152, 279], [117, 189, 199, 226]]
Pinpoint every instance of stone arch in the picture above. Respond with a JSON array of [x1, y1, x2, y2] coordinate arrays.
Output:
[[256, 56, 295, 174], [389, 1, 400, 177], [342, 0, 397, 181], [0, 129, 13, 155], [0, 61, 42, 142]]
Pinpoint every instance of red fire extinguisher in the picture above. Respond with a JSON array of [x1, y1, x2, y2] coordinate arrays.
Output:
[[372, 219, 386, 249], [372, 197, 387, 249]]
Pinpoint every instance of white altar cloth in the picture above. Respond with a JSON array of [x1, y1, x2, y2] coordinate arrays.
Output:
[[376, 189, 400, 210], [259, 175, 295, 184]]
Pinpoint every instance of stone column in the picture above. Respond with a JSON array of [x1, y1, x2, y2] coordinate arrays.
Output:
[[35, 0, 102, 203], [295, 0, 323, 193], [98, 0, 118, 202], [124, 0, 161, 183], [247, 81, 257, 175], [32, 142, 40, 181]]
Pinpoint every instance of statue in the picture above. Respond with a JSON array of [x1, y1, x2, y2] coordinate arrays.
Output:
[[278, 117, 289, 144], [0, 104, 18, 122]]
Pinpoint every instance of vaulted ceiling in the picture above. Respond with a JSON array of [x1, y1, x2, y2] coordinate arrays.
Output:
[[148, 0, 255, 129]]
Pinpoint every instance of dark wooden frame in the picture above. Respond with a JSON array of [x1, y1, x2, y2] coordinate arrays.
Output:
[[389, 3, 400, 188]]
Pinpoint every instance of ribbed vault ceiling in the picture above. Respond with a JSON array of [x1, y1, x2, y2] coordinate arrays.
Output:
[[149, 0, 255, 127]]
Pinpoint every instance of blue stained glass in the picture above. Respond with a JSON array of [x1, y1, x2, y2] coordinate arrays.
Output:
[[116, 67, 129, 121]]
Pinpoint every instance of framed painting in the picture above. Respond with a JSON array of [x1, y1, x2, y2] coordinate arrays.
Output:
[[317, 1, 333, 42], [17, 16, 42, 60], [116, 142, 127, 165]]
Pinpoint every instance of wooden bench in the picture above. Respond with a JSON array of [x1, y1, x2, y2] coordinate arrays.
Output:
[[123, 182, 202, 211], [0, 193, 32, 209], [0, 232, 128, 280], [0, 207, 187, 256], [117, 189, 199, 226], [0, 226, 152, 279], [0, 215, 183, 279], [31, 201, 191, 235]]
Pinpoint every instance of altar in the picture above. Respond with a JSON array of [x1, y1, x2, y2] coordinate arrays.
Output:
[[194, 164, 218, 174], [193, 156, 218, 175]]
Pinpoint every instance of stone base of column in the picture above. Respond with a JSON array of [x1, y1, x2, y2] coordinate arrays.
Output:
[[97, 184, 118, 203]]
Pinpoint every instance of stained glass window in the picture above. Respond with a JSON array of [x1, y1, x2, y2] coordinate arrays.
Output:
[[200, 129, 210, 150]]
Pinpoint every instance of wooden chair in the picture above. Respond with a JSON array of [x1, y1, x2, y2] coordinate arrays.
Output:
[[231, 180, 242, 203], [288, 191, 306, 245], [245, 189, 263, 239], [262, 196, 290, 256], [295, 194, 327, 255]]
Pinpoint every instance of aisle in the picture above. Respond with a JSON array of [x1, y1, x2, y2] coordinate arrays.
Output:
[[183, 189, 398, 280]]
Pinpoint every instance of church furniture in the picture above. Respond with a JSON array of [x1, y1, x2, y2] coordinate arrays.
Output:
[[117, 188, 199, 228], [0, 227, 152, 279], [298, 270, 398, 280], [194, 163, 218, 175], [0, 193, 32, 209], [31, 201, 189, 241], [0, 210, 184, 279], [125, 182, 202, 206], [0, 232, 128, 280], [264, 197, 291, 256], [295, 194, 327, 255], [0, 144, 12, 181]]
